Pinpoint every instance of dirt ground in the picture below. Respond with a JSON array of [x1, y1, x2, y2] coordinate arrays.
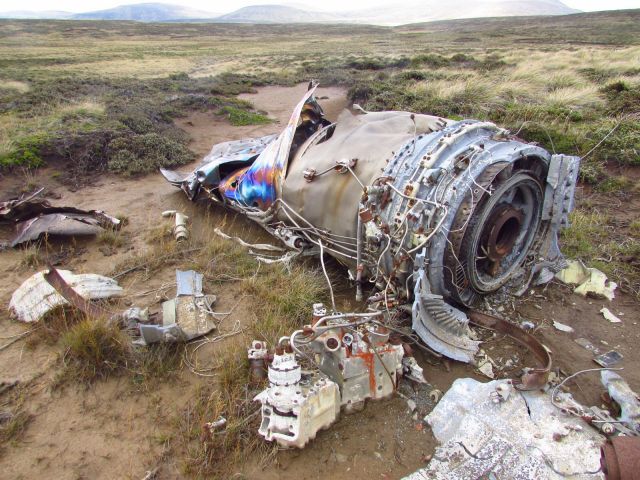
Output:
[[0, 84, 638, 480]]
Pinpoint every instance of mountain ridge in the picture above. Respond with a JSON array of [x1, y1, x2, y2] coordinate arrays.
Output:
[[73, 3, 220, 21], [213, 4, 340, 23], [0, 0, 582, 25]]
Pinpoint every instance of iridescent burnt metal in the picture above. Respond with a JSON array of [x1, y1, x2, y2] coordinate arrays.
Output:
[[217, 86, 318, 209]]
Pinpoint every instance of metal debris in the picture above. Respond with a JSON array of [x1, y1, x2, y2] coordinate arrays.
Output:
[[248, 340, 269, 383], [9, 268, 123, 323], [203, 416, 227, 438], [601, 371, 640, 435], [254, 344, 340, 448], [10, 213, 117, 247], [576, 337, 601, 354], [135, 270, 216, 344], [594, 351, 624, 368], [429, 389, 443, 403], [557, 260, 617, 301], [43, 266, 113, 319], [213, 227, 285, 252], [402, 354, 427, 384], [253, 305, 426, 448], [548, 368, 631, 436], [1, 189, 121, 247], [468, 310, 552, 390], [0, 188, 47, 221], [553, 320, 575, 332], [161, 210, 189, 242], [175, 269, 203, 296], [601, 307, 622, 323], [477, 351, 495, 378], [490, 382, 512, 403], [164, 85, 580, 363], [600, 436, 640, 480], [140, 468, 159, 480], [405, 378, 605, 480]]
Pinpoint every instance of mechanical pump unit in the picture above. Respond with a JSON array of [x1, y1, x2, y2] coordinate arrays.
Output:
[[252, 304, 426, 448]]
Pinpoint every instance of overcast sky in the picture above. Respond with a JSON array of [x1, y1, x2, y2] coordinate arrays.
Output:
[[3, 0, 639, 13]]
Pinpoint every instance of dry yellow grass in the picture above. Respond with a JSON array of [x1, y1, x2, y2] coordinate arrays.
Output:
[[58, 100, 105, 116], [1, 80, 30, 93]]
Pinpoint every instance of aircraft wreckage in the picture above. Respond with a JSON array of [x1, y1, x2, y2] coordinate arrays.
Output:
[[163, 84, 581, 448]]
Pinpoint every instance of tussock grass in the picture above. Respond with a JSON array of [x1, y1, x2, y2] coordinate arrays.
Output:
[[26, 306, 84, 348], [0, 410, 33, 447], [97, 229, 125, 248], [0, 380, 33, 450], [58, 100, 105, 117], [43, 304, 185, 389], [18, 245, 44, 268], [56, 318, 132, 386]]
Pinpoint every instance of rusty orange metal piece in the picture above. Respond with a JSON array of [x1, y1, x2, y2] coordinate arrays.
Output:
[[43, 266, 111, 319], [468, 310, 551, 390], [601, 436, 640, 480]]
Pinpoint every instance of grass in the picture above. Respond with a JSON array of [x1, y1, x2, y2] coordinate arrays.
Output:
[[218, 106, 272, 126], [19, 245, 44, 268], [0, 382, 34, 451], [47, 307, 186, 389], [177, 349, 271, 479], [0, 410, 32, 447], [131, 343, 186, 389], [240, 263, 327, 341], [561, 210, 640, 296], [56, 318, 132, 385], [106, 227, 327, 476], [97, 229, 125, 248]]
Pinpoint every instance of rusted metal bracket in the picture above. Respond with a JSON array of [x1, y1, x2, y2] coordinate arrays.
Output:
[[468, 310, 551, 390], [43, 266, 111, 319]]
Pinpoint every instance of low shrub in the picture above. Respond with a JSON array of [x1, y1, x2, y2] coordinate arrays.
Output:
[[107, 132, 194, 175]]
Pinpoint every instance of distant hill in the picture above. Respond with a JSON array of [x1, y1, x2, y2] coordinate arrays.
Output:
[[213, 0, 578, 25], [344, 0, 580, 26], [0, 0, 580, 25], [71, 3, 219, 21], [213, 5, 341, 23]]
